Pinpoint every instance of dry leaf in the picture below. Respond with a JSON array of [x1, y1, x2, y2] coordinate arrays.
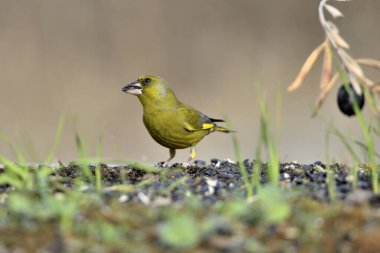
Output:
[[288, 42, 325, 92], [326, 21, 339, 33], [316, 72, 339, 107], [325, 4, 344, 18], [338, 49, 364, 77], [343, 70, 362, 95], [325, 21, 350, 49], [356, 75, 374, 88], [330, 30, 350, 49], [357, 58, 380, 70], [321, 41, 332, 89], [338, 48, 364, 94]]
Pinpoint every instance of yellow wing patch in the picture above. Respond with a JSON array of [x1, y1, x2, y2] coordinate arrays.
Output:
[[184, 123, 215, 132], [202, 123, 215, 130]]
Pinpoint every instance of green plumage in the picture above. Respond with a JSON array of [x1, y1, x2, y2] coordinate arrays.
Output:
[[122, 75, 230, 166]]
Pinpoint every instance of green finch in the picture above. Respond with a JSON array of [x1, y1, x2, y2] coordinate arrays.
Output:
[[122, 75, 230, 167]]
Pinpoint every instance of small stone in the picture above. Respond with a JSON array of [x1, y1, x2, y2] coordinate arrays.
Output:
[[137, 192, 150, 205], [285, 164, 296, 170], [204, 168, 214, 176], [205, 178, 218, 196], [211, 158, 221, 164], [219, 172, 234, 179], [345, 175, 354, 183], [170, 163, 181, 168], [194, 160, 206, 167], [119, 194, 129, 203], [226, 158, 236, 164], [243, 159, 251, 167], [152, 196, 171, 206]]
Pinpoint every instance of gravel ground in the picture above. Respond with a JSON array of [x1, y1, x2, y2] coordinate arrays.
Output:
[[53, 159, 378, 206]]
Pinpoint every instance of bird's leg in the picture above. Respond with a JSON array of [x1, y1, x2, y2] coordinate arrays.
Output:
[[160, 148, 176, 168], [182, 146, 196, 168]]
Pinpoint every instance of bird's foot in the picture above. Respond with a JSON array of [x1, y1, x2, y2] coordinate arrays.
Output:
[[182, 146, 196, 168]]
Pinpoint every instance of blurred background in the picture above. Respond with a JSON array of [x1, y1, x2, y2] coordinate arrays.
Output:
[[0, 0, 379, 164]]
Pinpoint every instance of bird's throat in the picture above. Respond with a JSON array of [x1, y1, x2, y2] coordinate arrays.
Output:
[[139, 89, 179, 109]]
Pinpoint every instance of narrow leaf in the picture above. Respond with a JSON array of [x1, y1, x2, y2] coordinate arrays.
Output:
[[330, 30, 350, 49], [341, 52, 364, 77], [45, 113, 65, 164], [356, 75, 374, 89], [315, 72, 339, 108], [357, 58, 380, 71], [325, 4, 344, 18], [288, 42, 325, 92], [75, 132, 87, 158], [321, 41, 333, 89], [325, 22, 349, 49], [347, 71, 362, 95], [337, 49, 364, 94], [326, 21, 339, 34]]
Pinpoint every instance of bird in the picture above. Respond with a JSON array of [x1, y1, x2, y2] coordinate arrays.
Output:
[[122, 75, 231, 167]]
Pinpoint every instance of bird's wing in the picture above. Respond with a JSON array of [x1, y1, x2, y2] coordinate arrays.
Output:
[[208, 117, 225, 123], [178, 105, 218, 132]]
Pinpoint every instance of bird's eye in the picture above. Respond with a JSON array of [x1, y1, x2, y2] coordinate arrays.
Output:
[[144, 78, 152, 85]]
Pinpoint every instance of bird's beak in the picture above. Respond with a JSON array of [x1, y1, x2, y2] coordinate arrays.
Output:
[[122, 80, 143, 95]]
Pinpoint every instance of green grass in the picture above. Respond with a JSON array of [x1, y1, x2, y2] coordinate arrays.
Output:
[[346, 83, 378, 193], [257, 97, 280, 186], [336, 83, 378, 193], [228, 93, 281, 199], [315, 77, 380, 198]]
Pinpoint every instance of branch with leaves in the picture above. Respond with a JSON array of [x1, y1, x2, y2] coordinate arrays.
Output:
[[288, 0, 380, 115]]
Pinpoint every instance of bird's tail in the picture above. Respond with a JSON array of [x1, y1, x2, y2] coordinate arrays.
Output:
[[208, 118, 235, 133], [215, 126, 234, 133]]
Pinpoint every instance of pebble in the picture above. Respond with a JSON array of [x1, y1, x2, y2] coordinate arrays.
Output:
[[137, 192, 150, 205], [210, 158, 221, 164], [194, 160, 206, 167], [119, 194, 129, 203], [226, 158, 236, 164]]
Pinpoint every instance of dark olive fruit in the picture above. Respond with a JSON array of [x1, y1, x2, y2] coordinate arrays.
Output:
[[337, 83, 365, 116]]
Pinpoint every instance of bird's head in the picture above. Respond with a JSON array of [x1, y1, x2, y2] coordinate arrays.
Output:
[[122, 75, 177, 106]]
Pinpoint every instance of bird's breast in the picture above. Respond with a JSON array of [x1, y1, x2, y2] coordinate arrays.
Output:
[[142, 109, 208, 149]]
